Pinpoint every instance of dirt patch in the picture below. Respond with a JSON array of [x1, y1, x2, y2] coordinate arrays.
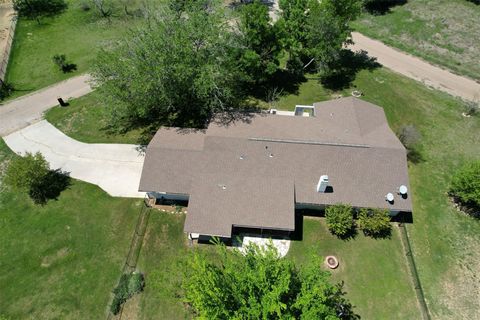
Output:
[[0, 2, 15, 65], [40, 247, 69, 268]]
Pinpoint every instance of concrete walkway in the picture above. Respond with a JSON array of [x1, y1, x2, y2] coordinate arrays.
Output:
[[3, 120, 145, 198], [350, 32, 480, 101], [0, 74, 93, 136]]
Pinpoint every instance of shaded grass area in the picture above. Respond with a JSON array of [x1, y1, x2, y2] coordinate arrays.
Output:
[[5, 0, 150, 99], [45, 91, 142, 144], [353, 0, 480, 80], [0, 139, 140, 319], [288, 217, 420, 320]]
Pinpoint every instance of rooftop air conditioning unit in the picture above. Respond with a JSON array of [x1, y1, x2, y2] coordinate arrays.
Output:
[[316, 175, 329, 193]]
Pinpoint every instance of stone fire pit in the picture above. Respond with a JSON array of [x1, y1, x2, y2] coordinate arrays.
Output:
[[325, 256, 339, 269]]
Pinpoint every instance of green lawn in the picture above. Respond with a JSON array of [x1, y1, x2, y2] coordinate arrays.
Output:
[[0, 139, 140, 319], [45, 90, 142, 144], [353, 0, 480, 80], [5, 0, 151, 99], [288, 218, 420, 319], [40, 66, 480, 318], [120, 212, 218, 319]]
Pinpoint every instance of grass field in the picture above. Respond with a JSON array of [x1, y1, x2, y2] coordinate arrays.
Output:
[[288, 218, 420, 319], [5, 0, 152, 99], [353, 0, 480, 81], [40, 66, 480, 318], [45, 91, 142, 144], [0, 139, 141, 319]]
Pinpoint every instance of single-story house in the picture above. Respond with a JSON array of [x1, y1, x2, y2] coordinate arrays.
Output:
[[138, 97, 412, 240]]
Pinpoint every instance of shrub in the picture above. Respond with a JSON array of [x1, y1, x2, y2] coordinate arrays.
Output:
[[4, 152, 70, 204], [449, 160, 480, 216], [397, 124, 422, 163], [358, 208, 391, 238], [464, 100, 479, 117], [110, 272, 145, 315], [52, 54, 77, 73], [325, 203, 354, 237], [4, 152, 49, 191], [0, 82, 14, 100]]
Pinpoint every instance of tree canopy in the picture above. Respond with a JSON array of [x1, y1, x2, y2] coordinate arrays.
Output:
[[278, 0, 362, 76], [4, 152, 70, 204], [183, 243, 358, 319], [13, 0, 67, 23], [237, 0, 281, 85], [92, 0, 245, 130]]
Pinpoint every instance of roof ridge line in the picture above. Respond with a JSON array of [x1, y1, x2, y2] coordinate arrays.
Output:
[[248, 137, 370, 148]]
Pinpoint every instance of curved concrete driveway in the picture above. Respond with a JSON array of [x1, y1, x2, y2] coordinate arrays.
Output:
[[3, 120, 145, 198]]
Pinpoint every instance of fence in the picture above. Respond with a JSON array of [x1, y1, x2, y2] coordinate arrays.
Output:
[[0, 13, 17, 83], [397, 222, 431, 320], [106, 197, 152, 320]]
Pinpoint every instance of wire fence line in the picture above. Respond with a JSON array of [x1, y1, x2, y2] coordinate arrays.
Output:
[[0, 13, 17, 83], [397, 221, 431, 320], [106, 198, 152, 320]]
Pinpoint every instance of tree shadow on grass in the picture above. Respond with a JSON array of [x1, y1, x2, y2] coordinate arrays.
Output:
[[29, 169, 71, 205], [337, 227, 358, 241], [364, 0, 407, 15], [362, 227, 392, 239], [320, 49, 381, 91]]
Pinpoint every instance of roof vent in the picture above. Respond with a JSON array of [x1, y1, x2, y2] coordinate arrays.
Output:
[[218, 184, 227, 190], [268, 153, 274, 158], [386, 193, 394, 203], [316, 175, 329, 193], [398, 185, 408, 195], [239, 155, 245, 160]]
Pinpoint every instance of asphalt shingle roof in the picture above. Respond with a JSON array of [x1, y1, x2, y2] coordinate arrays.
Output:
[[139, 97, 412, 237]]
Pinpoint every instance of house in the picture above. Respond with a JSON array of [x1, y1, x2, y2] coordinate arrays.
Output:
[[138, 97, 412, 240]]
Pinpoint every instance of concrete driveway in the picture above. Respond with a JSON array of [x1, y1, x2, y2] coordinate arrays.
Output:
[[3, 120, 145, 198]]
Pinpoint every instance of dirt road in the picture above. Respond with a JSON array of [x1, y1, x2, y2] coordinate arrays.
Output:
[[350, 32, 480, 101]]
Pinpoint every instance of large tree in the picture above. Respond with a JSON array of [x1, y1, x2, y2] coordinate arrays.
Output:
[[93, 0, 244, 131], [277, 0, 362, 76], [13, 0, 67, 23], [183, 243, 358, 319], [237, 0, 281, 85]]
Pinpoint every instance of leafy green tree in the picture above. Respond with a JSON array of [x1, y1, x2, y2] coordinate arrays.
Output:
[[305, 0, 362, 76], [277, 0, 362, 76], [277, 0, 310, 75], [237, 0, 281, 85], [4, 152, 70, 204], [325, 204, 355, 237], [93, 0, 244, 131], [4, 152, 49, 191], [183, 242, 358, 318], [13, 0, 67, 23], [358, 208, 391, 238], [449, 160, 480, 215]]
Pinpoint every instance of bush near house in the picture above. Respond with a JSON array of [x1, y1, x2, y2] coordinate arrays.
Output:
[[449, 160, 480, 217], [110, 272, 145, 315], [325, 203, 355, 237], [357, 208, 391, 238]]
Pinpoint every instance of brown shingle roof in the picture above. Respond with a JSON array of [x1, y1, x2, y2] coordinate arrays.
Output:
[[139, 97, 413, 237]]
